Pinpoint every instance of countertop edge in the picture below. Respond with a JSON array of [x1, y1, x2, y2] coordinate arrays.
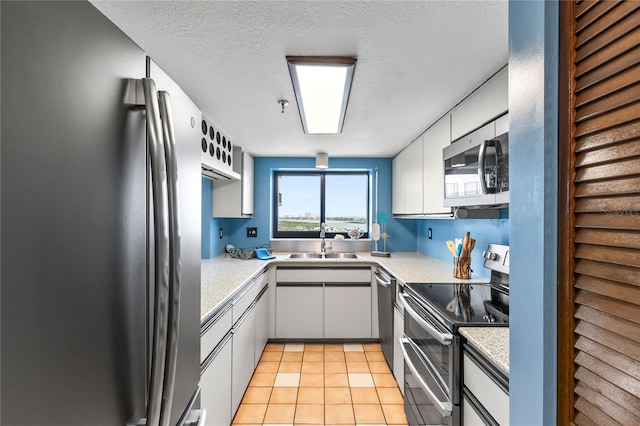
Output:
[[201, 252, 490, 323], [459, 327, 510, 377]]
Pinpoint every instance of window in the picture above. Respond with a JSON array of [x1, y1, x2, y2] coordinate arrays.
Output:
[[273, 171, 369, 238]]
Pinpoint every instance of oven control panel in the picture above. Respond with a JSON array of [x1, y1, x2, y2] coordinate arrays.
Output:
[[482, 244, 509, 274]]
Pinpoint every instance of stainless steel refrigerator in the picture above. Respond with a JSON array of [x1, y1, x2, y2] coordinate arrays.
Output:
[[1, 2, 203, 425]]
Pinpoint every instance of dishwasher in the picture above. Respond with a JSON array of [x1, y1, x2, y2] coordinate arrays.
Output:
[[374, 267, 395, 370]]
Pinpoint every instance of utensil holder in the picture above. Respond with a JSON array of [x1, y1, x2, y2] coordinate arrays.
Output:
[[454, 256, 471, 279]]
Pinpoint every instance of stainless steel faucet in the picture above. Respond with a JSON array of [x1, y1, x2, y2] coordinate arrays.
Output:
[[320, 222, 326, 253]]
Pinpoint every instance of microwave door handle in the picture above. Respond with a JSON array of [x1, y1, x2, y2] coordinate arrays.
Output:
[[397, 293, 452, 345], [478, 140, 489, 194], [400, 337, 453, 418], [495, 139, 506, 191]]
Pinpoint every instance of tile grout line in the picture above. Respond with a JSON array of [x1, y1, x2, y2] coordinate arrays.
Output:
[[234, 342, 406, 425]]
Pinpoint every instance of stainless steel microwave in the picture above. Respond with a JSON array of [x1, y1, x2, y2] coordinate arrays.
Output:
[[443, 122, 509, 208]]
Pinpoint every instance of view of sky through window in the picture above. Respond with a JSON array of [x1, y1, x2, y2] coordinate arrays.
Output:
[[275, 172, 369, 235]]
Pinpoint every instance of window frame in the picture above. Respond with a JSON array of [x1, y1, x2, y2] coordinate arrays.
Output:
[[272, 170, 370, 239]]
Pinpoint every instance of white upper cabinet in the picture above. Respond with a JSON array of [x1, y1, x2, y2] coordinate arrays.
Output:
[[404, 137, 424, 215], [393, 136, 423, 216], [241, 152, 254, 215], [392, 149, 407, 215], [422, 115, 452, 214], [212, 148, 254, 217], [393, 65, 508, 216], [451, 66, 508, 141], [495, 112, 509, 136], [393, 116, 452, 217]]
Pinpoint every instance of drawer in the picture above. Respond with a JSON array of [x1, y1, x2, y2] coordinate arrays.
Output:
[[462, 395, 486, 425], [232, 276, 262, 324], [276, 266, 371, 283], [201, 303, 232, 364], [463, 353, 509, 425]]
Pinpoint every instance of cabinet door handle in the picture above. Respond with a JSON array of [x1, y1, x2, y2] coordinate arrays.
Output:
[[324, 282, 370, 287], [276, 282, 323, 287], [374, 272, 391, 287]]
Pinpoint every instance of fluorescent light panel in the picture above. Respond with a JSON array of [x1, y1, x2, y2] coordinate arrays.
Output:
[[287, 56, 356, 134]]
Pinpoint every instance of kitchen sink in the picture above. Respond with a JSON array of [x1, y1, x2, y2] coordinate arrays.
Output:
[[287, 252, 360, 259], [323, 252, 360, 259], [287, 253, 324, 259]]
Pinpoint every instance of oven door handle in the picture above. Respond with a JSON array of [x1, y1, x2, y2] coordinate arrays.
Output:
[[398, 292, 452, 345], [400, 337, 453, 418]]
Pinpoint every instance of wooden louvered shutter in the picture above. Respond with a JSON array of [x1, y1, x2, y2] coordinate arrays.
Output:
[[558, 1, 640, 425]]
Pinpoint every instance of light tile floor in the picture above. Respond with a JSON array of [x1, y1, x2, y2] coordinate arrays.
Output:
[[232, 342, 408, 425]]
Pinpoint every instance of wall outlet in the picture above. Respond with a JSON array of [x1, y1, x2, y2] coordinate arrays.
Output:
[[247, 227, 257, 238], [219, 228, 223, 239], [428, 228, 432, 239]]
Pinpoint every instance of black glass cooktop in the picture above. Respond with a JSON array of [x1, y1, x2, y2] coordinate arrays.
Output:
[[405, 282, 509, 329]]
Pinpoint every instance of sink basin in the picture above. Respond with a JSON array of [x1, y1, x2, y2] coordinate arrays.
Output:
[[287, 253, 324, 259], [287, 252, 360, 259], [322, 252, 360, 259]]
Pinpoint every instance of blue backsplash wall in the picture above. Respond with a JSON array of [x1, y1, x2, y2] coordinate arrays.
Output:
[[416, 211, 509, 278], [201, 177, 231, 258], [203, 158, 509, 266], [202, 157, 418, 258]]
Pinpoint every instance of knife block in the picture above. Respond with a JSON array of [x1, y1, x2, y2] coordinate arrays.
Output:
[[454, 256, 471, 279]]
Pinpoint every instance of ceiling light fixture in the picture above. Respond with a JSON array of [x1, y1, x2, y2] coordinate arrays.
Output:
[[277, 99, 289, 114], [286, 56, 357, 134], [315, 152, 329, 169]]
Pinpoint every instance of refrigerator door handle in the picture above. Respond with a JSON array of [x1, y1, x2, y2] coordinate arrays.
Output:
[[142, 78, 171, 426], [158, 90, 182, 426], [181, 409, 207, 426], [197, 410, 207, 426]]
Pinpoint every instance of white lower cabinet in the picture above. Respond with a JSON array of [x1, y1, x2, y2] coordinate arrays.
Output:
[[393, 305, 404, 393], [463, 395, 487, 426], [463, 352, 509, 425], [231, 305, 256, 414], [276, 284, 324, 338], [254, 285, 270, 365], [200, 304, 232, 365], [275, 266, 373, 339], [324, 284, 371, 338], [200, 333, 232, 426], [201, 269, 271, 424]]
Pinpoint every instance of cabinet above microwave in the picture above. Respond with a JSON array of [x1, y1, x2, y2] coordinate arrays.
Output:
[[443, 114, 509, 208]]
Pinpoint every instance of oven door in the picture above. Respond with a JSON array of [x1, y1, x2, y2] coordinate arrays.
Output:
[[399, 292, 459, 425]]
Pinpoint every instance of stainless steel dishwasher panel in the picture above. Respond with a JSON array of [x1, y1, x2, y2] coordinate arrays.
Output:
[[375, 267, 395, 370]]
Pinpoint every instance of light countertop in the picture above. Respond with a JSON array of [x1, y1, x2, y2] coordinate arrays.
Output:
[[201, 251, 489, 323], [459, 327, 510, 376]]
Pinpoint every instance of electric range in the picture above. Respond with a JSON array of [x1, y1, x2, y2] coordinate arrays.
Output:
[[399, 244, 510, 426]]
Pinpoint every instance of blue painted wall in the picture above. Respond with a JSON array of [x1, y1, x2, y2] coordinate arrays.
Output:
[[201, 177, 231, 258], [416, 213, 509, 278], [202, 157, 417, 257], [509, 1, 559, 424], [199, 5, 559, 420]]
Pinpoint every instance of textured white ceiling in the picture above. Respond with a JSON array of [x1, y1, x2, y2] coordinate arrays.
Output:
[[90, 0, 508, 158]]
